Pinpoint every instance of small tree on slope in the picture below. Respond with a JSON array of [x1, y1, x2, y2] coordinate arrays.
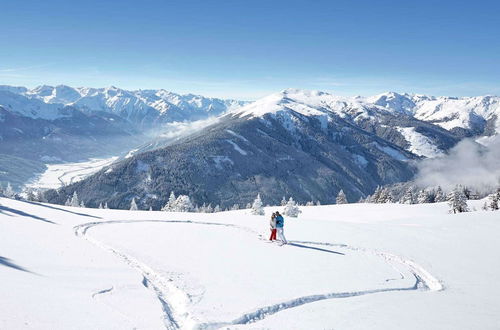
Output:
[[4, 183, 16, 199], [488, 191, 499, 211], [174, 195, 193, 212], [447, 186, 469, 214], [417, 189, 431, 204], [336, 189, 348, 204], [70, 192, 80, 207], [284, 197, 301, 217], [400, 187, 415, 204], [161, 192, 177, 212], [251, 194, 265, 215], [130, 198, 138, 211], [434, 186, 446, 202]]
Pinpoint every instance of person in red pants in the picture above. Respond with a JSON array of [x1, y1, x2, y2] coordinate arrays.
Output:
[[269, 212, 277, 241]]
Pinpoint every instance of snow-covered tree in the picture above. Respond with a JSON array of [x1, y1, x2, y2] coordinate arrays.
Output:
[[161, 192, 177, 212], [462, 186, 471, 199], [70, 192, 80, 207], [130, 198, 138, 211], [98, 203, 103, 209], [400, 187, 415, 204], [65, 197, 71, 206], [251, 194, 265, 215], [305, 201, 314, 206], [369, 186, 382, 203], [149, 206, 153, 211], [4, 183, 15, 199], [230, 204, 240, 211], [284, 197, 301, 217], [36, 190, 46, 203], [104, 202, 109, 209], [488, 192, 499, 211], [336, 189, 348, 204], [214, 205, 221, 213], [80, 200, 86, 208], [434, 186, 446, 202], [417, 189, 431, 204], [447, 186, 469, 214], [174, 195, 193, 212], [245, 203, 251, 209], [280, 196, 287, 206], [316, 200, 321, 206], [25, 188, 36, 202]]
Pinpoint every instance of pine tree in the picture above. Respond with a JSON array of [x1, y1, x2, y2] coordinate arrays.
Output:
[[280, 196, 287, 206], [98, 203, 103, 209], [230, 204, 240, 210], [130, 198, 138, 211], [447, 186, 469, 213], [65, 197, 71, 206], [251, 194, 265, 215], [214, 205, 221, 213], [25, 188, 36, 202], [336, 189, 348, 204], [488, 192, 499, 211], [417, 189, 431, 204], [4, 183, 15, 199], [104, 202, 109, 209], [316, 200, 321, 206], [434, 186, 445, 202], [80, 200, 86, 208], [305, 201, 314, 206], [369, 186, 382, 203], [161, 192, 177, 211], [36, 190, 46, 203], [149, 206, 153, 211], [174, 195, 193, 212], [400, 187, 414, 204], [284, 197, 301, 217], [70, 192, 80, 207]]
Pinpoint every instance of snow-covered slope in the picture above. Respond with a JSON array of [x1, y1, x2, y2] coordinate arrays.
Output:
[[1, 197, 499, 329]]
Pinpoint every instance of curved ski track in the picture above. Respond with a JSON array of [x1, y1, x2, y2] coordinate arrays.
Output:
[[74, 219, 444, 329]]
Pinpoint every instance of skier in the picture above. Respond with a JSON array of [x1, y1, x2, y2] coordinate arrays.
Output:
[[269, 212, 277, 241], [275, 211, 287, 245]]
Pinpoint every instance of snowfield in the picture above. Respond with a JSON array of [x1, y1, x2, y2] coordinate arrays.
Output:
[[1, 198, 499, 329], [25, 157, 119, 189]]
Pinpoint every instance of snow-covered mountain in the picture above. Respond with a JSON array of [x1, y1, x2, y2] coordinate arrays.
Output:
[[44, 88, 500, 208], [1, 84, 247, 124], [0, 85, 248, 188]]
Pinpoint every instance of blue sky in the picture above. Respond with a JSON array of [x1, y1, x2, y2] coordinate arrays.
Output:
[[0, 0, 499, 99]]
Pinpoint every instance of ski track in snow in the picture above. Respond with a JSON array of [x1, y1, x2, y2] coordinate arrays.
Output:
[[74, 219, 444, 329], [91, 286, 114, 298]]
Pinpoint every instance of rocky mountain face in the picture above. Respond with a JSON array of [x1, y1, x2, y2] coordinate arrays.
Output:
[[46, 88, 497, 209]]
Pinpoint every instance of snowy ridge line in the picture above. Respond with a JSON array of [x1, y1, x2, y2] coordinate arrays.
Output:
[[291, 240, 444, 292], [74, 219, 443, 329], [91, 286, 114, 298]]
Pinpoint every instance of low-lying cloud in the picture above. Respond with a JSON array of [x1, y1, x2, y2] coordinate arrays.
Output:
[[415, 135, 500, 193]]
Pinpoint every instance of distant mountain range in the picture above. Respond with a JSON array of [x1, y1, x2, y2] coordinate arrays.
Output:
[[0, 85, 247, 187], [43, 88, 500, 209]]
